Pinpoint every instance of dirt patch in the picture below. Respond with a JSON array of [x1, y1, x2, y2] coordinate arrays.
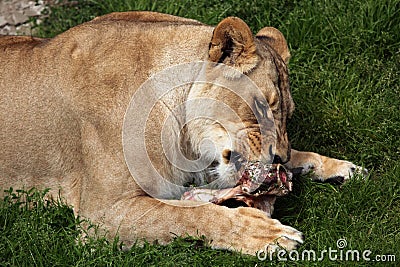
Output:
[[0, 0, 50, 35]]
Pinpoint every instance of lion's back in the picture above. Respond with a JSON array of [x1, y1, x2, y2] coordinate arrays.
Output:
[[90, 11, 204, 25], [0, 11, 206, 55]]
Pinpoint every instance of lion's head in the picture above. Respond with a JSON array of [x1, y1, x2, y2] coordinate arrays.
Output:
[[124, 16, 295, 198], [184, 18, 295, 189]]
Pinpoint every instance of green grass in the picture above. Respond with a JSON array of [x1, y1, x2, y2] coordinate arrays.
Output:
[[3, 0, 399, 266]]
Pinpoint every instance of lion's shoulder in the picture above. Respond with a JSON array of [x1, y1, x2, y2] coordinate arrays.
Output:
[[90, 11, 204, 26]]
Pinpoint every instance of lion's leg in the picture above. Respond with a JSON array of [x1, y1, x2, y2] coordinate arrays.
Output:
[[93, 195, 303, 255], [285, 149, 367, 183]]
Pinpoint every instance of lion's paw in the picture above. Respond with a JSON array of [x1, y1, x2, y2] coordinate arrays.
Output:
[[318, 159, 368, 184], [272, 223, 305, 250], [224, 207, 304, 255]]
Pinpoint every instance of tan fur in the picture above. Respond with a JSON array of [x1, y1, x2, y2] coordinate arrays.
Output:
[[256, 27, 291, 65], [209, 17, 258, 74], [0, 11, 365, 254]]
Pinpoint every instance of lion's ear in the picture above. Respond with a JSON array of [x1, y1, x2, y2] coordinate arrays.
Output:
[[209, 17, 258, 74], [256, 27, 290, 65]]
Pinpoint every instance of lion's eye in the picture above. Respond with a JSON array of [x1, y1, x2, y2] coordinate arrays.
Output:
[[254, 99, 268, 118]]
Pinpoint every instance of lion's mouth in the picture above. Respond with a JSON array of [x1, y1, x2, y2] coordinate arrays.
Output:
[[238, 162, 293, 196], [181, 162, 293, 214]]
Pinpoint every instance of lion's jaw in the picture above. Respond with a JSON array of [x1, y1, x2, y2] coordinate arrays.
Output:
[[185, 121, 280, 188]]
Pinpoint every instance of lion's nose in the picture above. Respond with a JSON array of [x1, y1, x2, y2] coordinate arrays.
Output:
[[273, 155, 283, 164], [273, 155, 282, 164]]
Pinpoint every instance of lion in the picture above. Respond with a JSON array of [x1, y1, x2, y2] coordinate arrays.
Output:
[[0, 12, 366, 254]]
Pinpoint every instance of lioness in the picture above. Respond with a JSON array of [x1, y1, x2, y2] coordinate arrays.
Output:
[[0, 12, 365, 254]]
